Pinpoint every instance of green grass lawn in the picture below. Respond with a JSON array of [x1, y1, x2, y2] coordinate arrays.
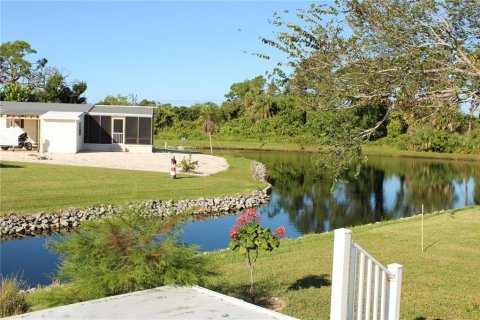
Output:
[[0, 155, 264, 215], [155, 137, 320, 152], [364, 145, 480, 161], [205, 206, 480, 320]]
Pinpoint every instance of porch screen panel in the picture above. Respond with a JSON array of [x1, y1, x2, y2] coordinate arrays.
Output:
[[86, 115, 101, 143], [84, 115, 89, 142], [125, 117, 138, 144], [113, 119, 124, 132], [138, 117, 151, 145], [100, 116, 112, 144]]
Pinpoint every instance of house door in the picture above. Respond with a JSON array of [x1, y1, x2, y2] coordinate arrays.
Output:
[[112, 118, 124, 144]]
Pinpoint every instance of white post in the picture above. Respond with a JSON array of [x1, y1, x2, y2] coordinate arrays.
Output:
[[330, 228, 352, 320], [421, 204, 424, 253], [387, 263, 403, 320]]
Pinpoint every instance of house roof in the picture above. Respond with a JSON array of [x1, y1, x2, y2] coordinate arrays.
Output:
[[89, 105, 155, 117], [8, 286, 298, 320], [40, 111, 84, 120], [0, 101, 93, 116]]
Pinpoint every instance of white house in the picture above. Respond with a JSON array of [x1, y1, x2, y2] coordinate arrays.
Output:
[[0, 101, 155, 153]]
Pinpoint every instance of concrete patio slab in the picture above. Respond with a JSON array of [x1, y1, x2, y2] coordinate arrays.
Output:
[[7, 286, 298, 320]]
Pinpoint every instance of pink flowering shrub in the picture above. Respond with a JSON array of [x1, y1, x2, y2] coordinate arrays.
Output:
[[228, 208, 286, 300]]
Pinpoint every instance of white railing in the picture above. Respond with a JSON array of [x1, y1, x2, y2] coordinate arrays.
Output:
[[330, 228, 402, 320], [113, 133, 124, 144]]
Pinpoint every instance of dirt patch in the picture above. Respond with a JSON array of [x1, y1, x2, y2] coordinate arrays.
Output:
[[254, 297, 286, 313]]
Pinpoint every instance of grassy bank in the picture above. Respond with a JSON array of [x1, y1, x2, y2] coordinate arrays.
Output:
[[156, 137, 480, 161], [364, 145, 480, 161], [155, 137, 320, 152], [14, 207, 480, 318], [205, 206, 480, 320], [0, 155, 264, 215]]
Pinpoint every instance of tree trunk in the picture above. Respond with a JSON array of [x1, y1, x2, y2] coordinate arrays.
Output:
[[208, 133, 213, 155], [467, 118, 472, 138], [247, 252, 255, 302]]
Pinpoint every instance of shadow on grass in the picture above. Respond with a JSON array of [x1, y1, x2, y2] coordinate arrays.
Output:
[[171, 176, 195, 180], [208, 280, 275, 304], [288, 274, 331, 291], [0, 163, 25, 169]]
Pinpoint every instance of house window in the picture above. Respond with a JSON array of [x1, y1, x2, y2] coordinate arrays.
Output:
[[78, 122, 82, 136], [6, 119, 24, 128], [15, 119, 24, 128]]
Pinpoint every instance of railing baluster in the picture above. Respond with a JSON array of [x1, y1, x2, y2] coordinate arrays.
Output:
[[330, 231, 402, 320], [330, 229, 352, 320], [387, 264, 403, 320], [364, 259, 372, 320], [357, 253, 365, 320], [348, 247, 357, 320], [380, 271, 387, 320], [373, 265, 379, 320]]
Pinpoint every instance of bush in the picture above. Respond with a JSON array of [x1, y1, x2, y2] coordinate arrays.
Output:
[[0, 277, 29, 317], [229, 209, 286, 300], [177, 157, 198, 172], [386, 118, 406, 138], [46, 210, 211, 304], [218, 117, 255, 138]]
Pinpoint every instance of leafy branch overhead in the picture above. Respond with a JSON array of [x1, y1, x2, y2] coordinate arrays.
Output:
[[259, 0, 479, 134], [252, 0, 480, 181]]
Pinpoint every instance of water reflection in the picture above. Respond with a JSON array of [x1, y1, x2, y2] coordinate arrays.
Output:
[[1, 152, 478, 286], [240, 151, 479, 235]]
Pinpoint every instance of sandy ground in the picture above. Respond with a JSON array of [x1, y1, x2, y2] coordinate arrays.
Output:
[[0, 149, 229, 176]]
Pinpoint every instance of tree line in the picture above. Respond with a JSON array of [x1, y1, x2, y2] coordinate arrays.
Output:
[[1, 0, 478, 159]]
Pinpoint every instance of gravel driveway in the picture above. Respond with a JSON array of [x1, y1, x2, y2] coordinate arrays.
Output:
[[0, 150, 229, 176]]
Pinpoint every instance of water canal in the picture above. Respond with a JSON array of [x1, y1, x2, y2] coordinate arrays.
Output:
[[1, 151, 479, 286]]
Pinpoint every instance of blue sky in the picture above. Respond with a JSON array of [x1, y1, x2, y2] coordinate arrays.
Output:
[[1, 1, 318, 105]]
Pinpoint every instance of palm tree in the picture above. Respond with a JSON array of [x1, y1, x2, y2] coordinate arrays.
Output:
[[201, 104, 215, 155]]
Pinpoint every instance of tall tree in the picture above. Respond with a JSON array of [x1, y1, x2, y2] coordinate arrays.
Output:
[[0, 83, 34, 102], [97, 94, 133, 106], [259, 0, 479, 180], [0, 40, 88, 103], [200, 103, 217, 155], [36, 73, 87, 104], [0, 40, 39, 84], [139, 99, 157, 106]]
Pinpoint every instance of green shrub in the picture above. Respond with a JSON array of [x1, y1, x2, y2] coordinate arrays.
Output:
[[229, 209, 286, 300], [0, 277, 29, 317], [177, 157, 198, 172], [46, 210, 211, 304], [218, 117, 255, 138], [386, 118, 406, 138]]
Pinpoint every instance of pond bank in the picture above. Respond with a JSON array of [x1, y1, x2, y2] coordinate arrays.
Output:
[[0, 162, 271, 239], [159, 140, 480, 162]]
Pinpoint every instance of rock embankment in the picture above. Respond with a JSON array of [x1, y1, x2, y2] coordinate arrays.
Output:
[[1, 161, 271, 239]]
